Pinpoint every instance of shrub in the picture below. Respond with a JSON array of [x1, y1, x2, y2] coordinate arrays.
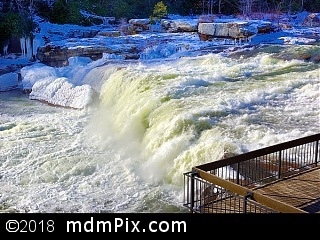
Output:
[[153, 1, 168, 19], [149, 1, 168, 24]]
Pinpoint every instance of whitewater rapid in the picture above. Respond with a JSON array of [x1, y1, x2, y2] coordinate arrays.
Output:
[[0, 44, 319, 213]]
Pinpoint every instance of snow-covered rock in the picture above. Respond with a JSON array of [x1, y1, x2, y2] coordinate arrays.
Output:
[[29, 77, 97, 109], [198, 21, 259, 40], [161, 19, 198, 32]]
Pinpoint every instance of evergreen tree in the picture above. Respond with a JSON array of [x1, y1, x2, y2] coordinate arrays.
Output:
[[0, 0, 36, 53]]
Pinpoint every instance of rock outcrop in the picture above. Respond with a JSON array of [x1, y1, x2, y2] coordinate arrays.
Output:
[[36, 44, 69, 67], [161, 19, 198, 32], [128, 19, 151, 33], [127, 18, 198, 33], [304, 13, 320, 27], [36, 44, 140, 67], [198, 20, 274, 40], [34, 18, 277, 66]]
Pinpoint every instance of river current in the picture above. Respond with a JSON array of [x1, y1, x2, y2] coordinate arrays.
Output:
[[0, 44, 319, 213]]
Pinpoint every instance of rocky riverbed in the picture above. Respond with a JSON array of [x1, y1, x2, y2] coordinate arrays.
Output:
[[1, 12, 319, 93]]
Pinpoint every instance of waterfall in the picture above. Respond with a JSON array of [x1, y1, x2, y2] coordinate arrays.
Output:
[[1, 44, 319, 213]]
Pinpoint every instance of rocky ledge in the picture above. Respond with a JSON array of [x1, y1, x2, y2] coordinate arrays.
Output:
[[36, 44, 140, 67], [198, 20, 275, 40]]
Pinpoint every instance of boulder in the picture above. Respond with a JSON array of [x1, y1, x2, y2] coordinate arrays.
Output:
[[128, 19, 151, 31], [36, 44, 69, 67], [304, 13, 320, 27], [67, 29, 99, 38], [36, 44, 117, 67], [128, 18, 198, 33], [198, 21, 258, 40], [161, 20, 198, 32]]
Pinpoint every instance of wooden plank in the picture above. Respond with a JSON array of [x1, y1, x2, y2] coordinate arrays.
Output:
[[194, 168, 308, 213], [255, 167, 320, 213]]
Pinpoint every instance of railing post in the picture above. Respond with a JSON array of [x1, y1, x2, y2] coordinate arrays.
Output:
[[278, 150, 282, 179], [236, 162, 240, 184], [243, 191, 253, 213], [190, 170, 198, 213], [315, 140, 319, 167]]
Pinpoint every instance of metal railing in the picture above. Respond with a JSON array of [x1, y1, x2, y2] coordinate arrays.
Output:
[[183, 133, 320, 213]]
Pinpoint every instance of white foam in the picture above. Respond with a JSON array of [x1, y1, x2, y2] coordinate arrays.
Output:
[[1, 47, 319, 213]]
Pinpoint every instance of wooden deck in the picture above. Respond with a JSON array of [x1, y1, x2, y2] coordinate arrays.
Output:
[[194, 166, 320, 213], [254, 166, 320, 213], [184, 134, 320, 213]]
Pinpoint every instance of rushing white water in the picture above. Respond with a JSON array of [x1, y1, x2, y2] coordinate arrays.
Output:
[[0, 44, 319, 213]]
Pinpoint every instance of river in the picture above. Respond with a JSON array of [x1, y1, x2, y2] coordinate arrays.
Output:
[[0, 43, 319, 213]]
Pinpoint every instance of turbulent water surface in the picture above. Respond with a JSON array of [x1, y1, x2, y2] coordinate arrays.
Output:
[[0, 44, 319, 213]]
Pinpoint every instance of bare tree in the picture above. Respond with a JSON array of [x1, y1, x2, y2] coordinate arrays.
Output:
[[208, 0, 215, 14], [218, 0, 222, 13], [239, 0, 257, 16], [14, 0, 35, 14], [201, 0, 216, 15], [14, 0, 23, 13], [202, 0, 205, 14], [300, 0, 304, 10]]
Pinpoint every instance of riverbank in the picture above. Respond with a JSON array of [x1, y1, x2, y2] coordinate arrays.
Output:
[[1, 12, 319, 94]]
